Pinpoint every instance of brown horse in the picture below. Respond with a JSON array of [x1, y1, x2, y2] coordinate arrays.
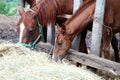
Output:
[[17, 0, 73, 49], [52, 0, 120, 62]]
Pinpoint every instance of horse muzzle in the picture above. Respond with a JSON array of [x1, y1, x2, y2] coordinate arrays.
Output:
[[52, 54, 62, 62]]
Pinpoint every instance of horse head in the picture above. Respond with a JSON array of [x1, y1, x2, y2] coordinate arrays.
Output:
[[17, 6, 42, 49], [52, 25, 72, 62]]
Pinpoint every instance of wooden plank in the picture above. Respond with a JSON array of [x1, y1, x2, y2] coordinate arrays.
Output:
[[72, 0, 83, 50], [57, 14, 72, 19], [47, 24, 55, 45], [67, 49, 120, 76], [38, 42, 120, 76], [90, 0, 106, 56]]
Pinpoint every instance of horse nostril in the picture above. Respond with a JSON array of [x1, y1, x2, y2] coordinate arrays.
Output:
[[52, 54, 62, 62]]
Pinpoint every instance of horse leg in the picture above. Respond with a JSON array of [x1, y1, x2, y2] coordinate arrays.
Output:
[[97, 27, 112, 78], [79, 28, 98, 72], [75, 29, 87, 67], [78, 28, 88, 53], [78, 22, 93, 53], [111, 34, 119, 62], [103, 27, 111, 60], [42, 27, 47, 42]]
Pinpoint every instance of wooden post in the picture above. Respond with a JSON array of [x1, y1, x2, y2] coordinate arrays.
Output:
[[73, 0, 83, 13], [47, 24, 55, 45], [90, 0, 106, 56], [72, 0, 83, 50], [47, 0, 82, 46]]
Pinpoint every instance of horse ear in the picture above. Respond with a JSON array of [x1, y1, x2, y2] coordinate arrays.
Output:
[[33, 7, 40, 17], [18, 5, 25, 16], [26, 5, 30, 11], [56, 24, 67, 34]]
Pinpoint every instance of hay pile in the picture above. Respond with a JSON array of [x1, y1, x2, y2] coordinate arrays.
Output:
[[0, 40, 103, 80]]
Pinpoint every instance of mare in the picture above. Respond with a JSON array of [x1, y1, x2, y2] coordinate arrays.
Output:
[[17, 0, 73, 49], [52, 0, 120, 62]]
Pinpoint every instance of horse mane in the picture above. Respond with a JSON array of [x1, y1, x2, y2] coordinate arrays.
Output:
[[63, 0, 95, 28], [31, 0, 67, 26]]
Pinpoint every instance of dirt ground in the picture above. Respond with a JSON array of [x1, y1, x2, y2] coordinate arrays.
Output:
[[0, 14, 18, 42]]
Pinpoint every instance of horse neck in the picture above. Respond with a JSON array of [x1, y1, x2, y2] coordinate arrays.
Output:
[[31, 0, 73, 26], [55, 0, 73, 15], [65, 0, 96, 39]]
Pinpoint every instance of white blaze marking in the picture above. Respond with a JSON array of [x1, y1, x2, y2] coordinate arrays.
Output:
[[52, 37, 57, 59], [19, 23, 25, 42]]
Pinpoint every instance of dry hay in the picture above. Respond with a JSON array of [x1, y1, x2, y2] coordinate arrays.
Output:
[[0, 40, 104, 80]]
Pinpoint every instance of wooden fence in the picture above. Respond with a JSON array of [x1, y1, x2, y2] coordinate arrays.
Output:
[[38, 42, 120, 76]]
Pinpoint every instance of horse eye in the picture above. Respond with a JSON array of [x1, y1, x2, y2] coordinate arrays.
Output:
[[28, 28, 35, 36], [28, 29, 34, 34]]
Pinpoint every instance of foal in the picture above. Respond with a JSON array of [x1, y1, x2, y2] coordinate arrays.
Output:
[[52, 0, 120, 62], [52, 0, 96, 61]]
